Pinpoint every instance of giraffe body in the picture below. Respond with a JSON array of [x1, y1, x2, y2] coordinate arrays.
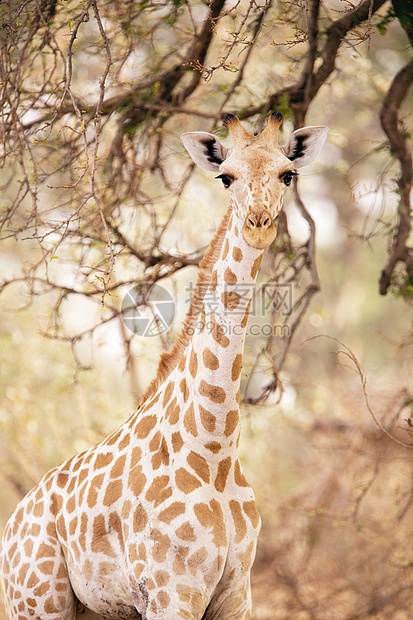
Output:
[[1, 114, 327, 620], [2, 362, 259, 620]]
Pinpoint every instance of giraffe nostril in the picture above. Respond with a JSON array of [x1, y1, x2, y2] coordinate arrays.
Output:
[[246, 211, 272, 231]]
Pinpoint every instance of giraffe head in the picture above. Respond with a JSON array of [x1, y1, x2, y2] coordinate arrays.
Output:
[[181, 112, 328, 249]]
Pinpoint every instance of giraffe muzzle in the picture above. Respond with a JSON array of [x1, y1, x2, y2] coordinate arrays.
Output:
[[242, 209, 277, 250]]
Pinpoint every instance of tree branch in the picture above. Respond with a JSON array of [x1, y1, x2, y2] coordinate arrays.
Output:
[[379, 3, 413, 295], [241, 0, 388, 120]]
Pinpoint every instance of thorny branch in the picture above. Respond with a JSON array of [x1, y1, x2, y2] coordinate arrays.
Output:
[[307, 335, 413, 451], [240, 0, 388, 121], [0, 0, 410, 404]]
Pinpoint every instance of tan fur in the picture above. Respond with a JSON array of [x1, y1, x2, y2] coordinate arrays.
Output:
[[142, 203, 233, 402]]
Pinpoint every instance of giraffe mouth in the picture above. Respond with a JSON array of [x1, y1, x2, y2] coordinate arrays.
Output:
[[242, 210, 277, 250]]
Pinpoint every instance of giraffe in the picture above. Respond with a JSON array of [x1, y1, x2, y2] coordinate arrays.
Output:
[[0, 112, 327, 620]]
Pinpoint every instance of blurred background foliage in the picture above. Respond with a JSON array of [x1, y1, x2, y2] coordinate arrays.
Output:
[[1, 0, 413, 617]]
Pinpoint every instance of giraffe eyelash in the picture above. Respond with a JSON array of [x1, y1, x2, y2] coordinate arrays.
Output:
[[280, 170, 298, 186], [216, 174, 234, 189]]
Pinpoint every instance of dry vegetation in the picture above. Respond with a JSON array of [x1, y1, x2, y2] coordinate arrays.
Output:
[[1, 0, 413, 617]]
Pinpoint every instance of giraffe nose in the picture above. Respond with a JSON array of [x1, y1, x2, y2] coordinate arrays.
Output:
[[243, 209, 277, 250], [246, 210, 272, 230]]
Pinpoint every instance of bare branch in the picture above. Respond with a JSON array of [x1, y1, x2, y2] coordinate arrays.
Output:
[[378, 3, 413, 295]]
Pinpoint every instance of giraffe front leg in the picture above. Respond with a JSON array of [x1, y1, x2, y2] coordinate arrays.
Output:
[[129, 575, 212, 620], [127, 553, 251, 620], [202, 530, 258, 620], [203, 573, 253, 620]]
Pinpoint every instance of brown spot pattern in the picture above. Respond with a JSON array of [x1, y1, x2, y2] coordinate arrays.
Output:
[[145, 475, 172, 508], [199, 404, 216, 433], [69, 516, 78, 536], [145, 475, 173, 507], [176, 522, 197, 542], [118, 434, 130, 450], [105, 431, 121, 447], [173, 546, 189, 575], [241, 298, 252, 328], [128, 465, 146, 497], [232, 246, 243, 262], [202, 348, 219, 370], [243, 501, 260, 528], [172, 431, 184, 453], [151, 436, 170, 470], [231, 353, 243, 381], [251, 254, 263, 279], [56, 473, 69, 489], [224, 267, 237, 285], [221, 291, 242, 311], [133, 415, 156, 440], [110, 455, 126, 479], [188, 546, 208, 576], [215, 457, 232, 492], [189, 348, 198, 378], [210, 314, 230, 348], [35, 543, 54, 560], [33, 501, 44, 518], [94, 453, 113, 469], [237, 541, 254, 576], [205, 441, 221, 454], [157, 591, 171, 608], [56, 515, 67, 542], [175, 468, 202, 494], [225, 409, 240, 436], [162, 381, 174, 407], [194, 499, 227, 547], [180, 378, 189, 403], [87, 474, 104, 508], [199, 379, 226, 404], [133, 504, 148, 532], [234, 460, 249, 487], [155, 570, 170, 587], [150, 529, 170, 563], [158, 502, 186, 524], [91, 514, 115, 558], [109, 512, 125, 552], [149, 431, 161, 452], [165, 397, 180, 425], [183, 403, 198, 437], [229, 500, 247, 543], [130, 447, 142, 468], [187, 451, 210, 483]]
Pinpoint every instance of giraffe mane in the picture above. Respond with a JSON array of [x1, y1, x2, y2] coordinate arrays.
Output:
[[141, 202, 233, 402]]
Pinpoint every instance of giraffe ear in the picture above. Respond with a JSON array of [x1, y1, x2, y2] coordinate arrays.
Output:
[[181, 132, 229, 172], [281, 126, 328, 168]]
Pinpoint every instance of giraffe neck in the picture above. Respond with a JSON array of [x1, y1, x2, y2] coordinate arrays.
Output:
[[172, 201, 264, 454]]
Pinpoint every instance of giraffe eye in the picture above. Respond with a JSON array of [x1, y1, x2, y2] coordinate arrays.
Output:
[[281, 171, 297, 186], [216, 174, 233, 189]]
